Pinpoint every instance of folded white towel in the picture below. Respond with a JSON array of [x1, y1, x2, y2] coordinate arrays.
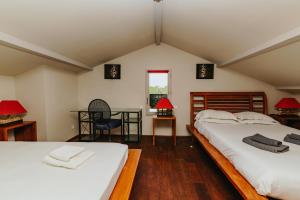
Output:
[[44, 150, 95, 169], [49, 145, 85, 162]]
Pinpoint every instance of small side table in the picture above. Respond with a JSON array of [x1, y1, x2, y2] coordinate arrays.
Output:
[[152, 116, 176, 146], [270, 114, 300, 130], [0, 121, 37, 141]]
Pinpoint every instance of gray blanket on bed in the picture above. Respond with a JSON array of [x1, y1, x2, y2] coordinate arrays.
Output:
[[284, 135, 300, 145], [243, 136, 289, 153], [288, 133, 300, 141], [251, 133, 282, 147]]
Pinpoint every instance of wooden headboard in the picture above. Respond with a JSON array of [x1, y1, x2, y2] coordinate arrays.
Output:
[[190, 92, 268, 128]]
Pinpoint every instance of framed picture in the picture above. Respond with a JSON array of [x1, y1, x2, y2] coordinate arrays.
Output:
[[104, 64, 121, 79], [196, 64, 214, 79]]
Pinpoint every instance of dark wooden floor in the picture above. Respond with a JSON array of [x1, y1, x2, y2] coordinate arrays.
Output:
[[70, 135, 242, 200], [129, 136, 242, 200]]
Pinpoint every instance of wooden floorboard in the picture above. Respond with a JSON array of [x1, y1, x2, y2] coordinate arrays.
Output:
[[129, 136, 242, 200], [69, 135, 242, 200]]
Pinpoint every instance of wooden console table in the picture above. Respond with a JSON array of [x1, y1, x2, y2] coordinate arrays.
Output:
[[0, 121, 37, 141], [152, 116, 176, 146]]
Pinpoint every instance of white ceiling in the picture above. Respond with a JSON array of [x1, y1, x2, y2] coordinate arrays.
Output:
[[0, 0, 300, 91], [0, 45, 82, 75], [162, 0, 300, 63], [0, 0, 154, 66], [227, 41, 300, 86]]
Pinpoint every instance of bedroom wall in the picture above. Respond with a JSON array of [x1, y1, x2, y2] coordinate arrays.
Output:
[[15, 66, 78, 141], [78, 43, 288, 136], [43, 66, 78, 141], [0, 75, 15, 100], [15, 67, 48, 140], [293, 94, 300, 114]]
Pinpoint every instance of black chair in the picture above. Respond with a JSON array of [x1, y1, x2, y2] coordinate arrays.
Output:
[[88, 99, 122, 141]]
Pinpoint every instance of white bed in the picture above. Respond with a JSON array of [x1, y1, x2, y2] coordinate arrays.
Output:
[[0, 142, 128, 200], [195, 121, 300, 200]]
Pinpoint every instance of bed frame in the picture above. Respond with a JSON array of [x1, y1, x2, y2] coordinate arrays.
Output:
[[187, 92, 268, 200], [110, 149, 141, 200]]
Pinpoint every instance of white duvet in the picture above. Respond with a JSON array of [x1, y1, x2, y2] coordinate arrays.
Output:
[[195, 121, 300, 200], [0, 142, 128, 200]]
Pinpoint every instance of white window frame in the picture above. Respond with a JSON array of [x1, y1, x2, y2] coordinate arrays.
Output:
[[145, 69, 172, 115]]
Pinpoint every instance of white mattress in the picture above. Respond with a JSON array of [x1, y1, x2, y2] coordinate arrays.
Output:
[[195, 121, 300, 200], [0, 142, 128, 200]]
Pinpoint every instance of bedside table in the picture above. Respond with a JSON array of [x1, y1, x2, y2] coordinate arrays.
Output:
[[152, 116, 176, 146], [270, 114, 300, 130]]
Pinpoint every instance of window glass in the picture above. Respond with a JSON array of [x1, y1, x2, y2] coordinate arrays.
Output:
[[146, 70, 170, 113]]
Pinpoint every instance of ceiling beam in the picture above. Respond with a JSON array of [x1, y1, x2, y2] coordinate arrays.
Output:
[[0, 31, 92, 70], [218, 26, 300, 68], [154, 0, 163, 45], [276, 86, 300, 94]]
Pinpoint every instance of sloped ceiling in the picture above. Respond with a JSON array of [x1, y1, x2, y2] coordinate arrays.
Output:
[[162, 0, 300, 64], [0, 0, 154, 68], [227, 41, 300, 87], [0, 0, 300, 91], [0, 45, 82, 75]]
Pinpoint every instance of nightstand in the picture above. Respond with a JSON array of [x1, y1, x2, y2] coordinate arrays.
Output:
[[152, 115, 176, 146], [270, 114, 300, 130]]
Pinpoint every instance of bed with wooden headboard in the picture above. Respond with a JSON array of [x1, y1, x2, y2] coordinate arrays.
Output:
[[187, 92, 269, 200]]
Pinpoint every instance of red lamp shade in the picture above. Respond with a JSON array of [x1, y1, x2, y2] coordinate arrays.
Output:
[[0, 100, 27, 115], [155, 98, 174, 109], [275, 98, 300, 109]]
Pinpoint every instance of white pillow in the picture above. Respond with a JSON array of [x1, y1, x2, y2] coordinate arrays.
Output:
[[199, 118, 239, 124], [238, 119, 278, 125], [234, 111, 274, 121], [195, 109, 237, 121]]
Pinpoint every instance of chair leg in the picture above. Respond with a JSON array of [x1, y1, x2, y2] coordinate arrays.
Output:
[[93, 128, 96, 141], [121, 124, 124, 143], [108, 129, 111, 142]]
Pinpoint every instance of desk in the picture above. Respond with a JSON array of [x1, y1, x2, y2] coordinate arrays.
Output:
[[71, 108, 142, 143], [0, 121, 37, 141], [152, 116, 176, 146]]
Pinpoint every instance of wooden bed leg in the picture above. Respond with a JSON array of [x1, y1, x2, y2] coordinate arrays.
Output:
[[190, 135, 194, 148]]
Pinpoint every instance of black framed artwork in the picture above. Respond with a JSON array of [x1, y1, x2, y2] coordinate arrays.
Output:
[[196, 64, 214, 79], [104, 64, 121, 79]]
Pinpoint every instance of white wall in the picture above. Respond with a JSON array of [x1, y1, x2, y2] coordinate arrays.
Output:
[[78, 43, 288, 136], [0, 75, 15, 100], [293, 94, 300, 114], [44, 66, 78, 141], [15, 67, 48, 140], [15, 66, 78, 141]]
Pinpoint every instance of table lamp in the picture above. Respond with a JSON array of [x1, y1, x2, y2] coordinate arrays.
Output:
[[155, 98, 174, 117], [0, 100, 27, 125], [275, 98, 300, 115]]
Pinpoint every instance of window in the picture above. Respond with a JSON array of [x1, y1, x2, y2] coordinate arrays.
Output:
[[146, 70, 171, 114]]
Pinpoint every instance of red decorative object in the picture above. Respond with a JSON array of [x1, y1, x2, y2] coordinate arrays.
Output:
[[275, 98, 300, 115], [275, 98, 300, 109], [156, 98, 174, 117], [0, 100, 27, 124], [147, 70, 169, 73]]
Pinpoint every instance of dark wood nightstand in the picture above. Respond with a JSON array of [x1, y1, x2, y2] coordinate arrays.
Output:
[[270, 114, 300, 130]]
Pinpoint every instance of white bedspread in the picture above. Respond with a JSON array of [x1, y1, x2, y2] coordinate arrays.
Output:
[[195, 121, 300, 200], [0, 142, 128, 200]]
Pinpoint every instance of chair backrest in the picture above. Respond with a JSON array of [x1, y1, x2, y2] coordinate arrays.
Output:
[[88, 99, 111, 121]]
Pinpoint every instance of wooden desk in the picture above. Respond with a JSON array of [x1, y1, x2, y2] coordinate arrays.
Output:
[[152, 116, 176, 146], [0, 121, 37, 141], [72, 108, 142, 143]]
